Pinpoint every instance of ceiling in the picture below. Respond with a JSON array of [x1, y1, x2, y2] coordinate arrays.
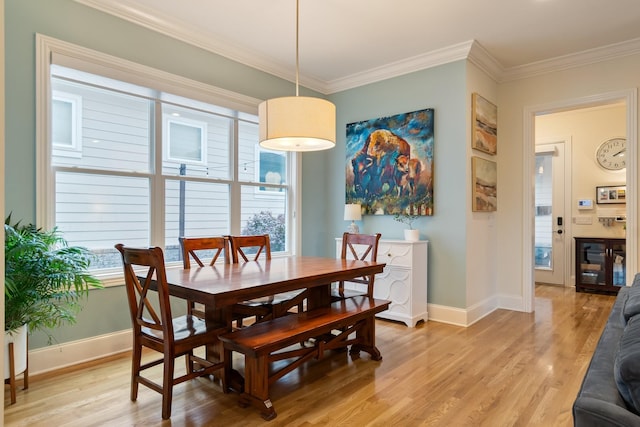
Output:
[[77, 0, 640, 94]]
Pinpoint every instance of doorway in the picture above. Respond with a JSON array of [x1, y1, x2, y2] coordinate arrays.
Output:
[[522, 89, 637, 313], [534, 141, 570, 286]]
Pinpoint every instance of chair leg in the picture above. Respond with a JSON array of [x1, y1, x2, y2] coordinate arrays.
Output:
[[162, 352, 175, 420], [23, 335, 28, 390], [7, 342, 16, 405], [186, 350, 194, 374], [130, 342, 142, 402]]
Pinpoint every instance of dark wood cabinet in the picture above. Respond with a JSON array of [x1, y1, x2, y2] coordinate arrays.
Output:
[[575, 237, 626, 294]]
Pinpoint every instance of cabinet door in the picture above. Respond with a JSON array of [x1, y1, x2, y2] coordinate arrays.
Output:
[[576, 239, 606, 286], [610, 239, 626, 287]]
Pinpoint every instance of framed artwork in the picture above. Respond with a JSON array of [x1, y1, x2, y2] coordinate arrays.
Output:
[[345, 108, 434, 216], [472, 156, 497, 212], [472, 93, 497, 155], [596, 185, 626, 204]]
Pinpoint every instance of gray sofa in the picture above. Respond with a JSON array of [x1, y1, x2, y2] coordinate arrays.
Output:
[[573, 274, 640, 426]]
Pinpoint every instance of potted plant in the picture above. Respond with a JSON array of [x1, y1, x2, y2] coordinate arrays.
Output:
[[4, 215, 101, 382], [394, 213, 420, 241]]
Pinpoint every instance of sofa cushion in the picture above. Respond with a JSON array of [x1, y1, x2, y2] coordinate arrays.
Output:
[[614, 314, 640, 414], [623, 287, 640, 322]]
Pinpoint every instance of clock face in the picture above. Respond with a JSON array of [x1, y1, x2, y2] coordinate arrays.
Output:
[[596, 137, 626, 170]]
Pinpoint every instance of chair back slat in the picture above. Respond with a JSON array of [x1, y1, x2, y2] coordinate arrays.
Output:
[[179, 236, 229, 269], [116, 244, 173, 339], [229, 235, 271, 263], [339, 232, 382, 296]]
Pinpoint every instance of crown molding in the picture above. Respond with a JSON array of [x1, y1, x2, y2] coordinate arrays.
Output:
[[75, 0, 640, 93], [500, 37, 640, 82], [324, 41, 475, 93], [467, 41, 504, 83], [74, 0, 327, 93]]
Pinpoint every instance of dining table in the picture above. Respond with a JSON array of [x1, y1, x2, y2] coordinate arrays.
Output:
[[162, 255, 386, 390]]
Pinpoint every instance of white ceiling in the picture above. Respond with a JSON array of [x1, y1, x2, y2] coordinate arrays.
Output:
[[77, 0, 640, 93]]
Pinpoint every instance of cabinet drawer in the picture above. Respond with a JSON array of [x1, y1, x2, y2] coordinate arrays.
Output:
[[377, 242, 414, 267]]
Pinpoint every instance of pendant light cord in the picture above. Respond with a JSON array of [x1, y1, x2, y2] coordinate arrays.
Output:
[[295, 0, 300, 97]]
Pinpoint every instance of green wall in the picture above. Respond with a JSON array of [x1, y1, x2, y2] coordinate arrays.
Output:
[[329, 63, 468, 308], [5, 0, 469, 349]]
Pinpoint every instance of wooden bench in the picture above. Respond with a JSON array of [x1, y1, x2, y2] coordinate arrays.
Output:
[[219, 295, 390, 420]]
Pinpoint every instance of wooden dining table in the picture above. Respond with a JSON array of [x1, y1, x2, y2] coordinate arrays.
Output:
[[162, 255, 386, 390]]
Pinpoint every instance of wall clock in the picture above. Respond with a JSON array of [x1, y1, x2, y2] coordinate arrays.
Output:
[[596, 137, 626, 170]]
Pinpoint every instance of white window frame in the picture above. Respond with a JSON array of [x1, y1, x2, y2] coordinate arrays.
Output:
[[254, 144, 287, 197], [163, 116, 207, 166], [35, 35, 301, 286], [51, 90, 82, 158]]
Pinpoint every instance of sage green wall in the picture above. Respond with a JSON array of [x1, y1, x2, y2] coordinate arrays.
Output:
[[327, 62, 469, 308], [4, 0, 326, 349], [5, 0, 470, 349]]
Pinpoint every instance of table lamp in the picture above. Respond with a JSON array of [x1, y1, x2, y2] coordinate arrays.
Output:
[[344, 203, 362, 234]]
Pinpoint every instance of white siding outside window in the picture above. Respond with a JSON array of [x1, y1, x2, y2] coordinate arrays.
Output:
[[52, 91, 82, 158], [37, 36, 298, 281]]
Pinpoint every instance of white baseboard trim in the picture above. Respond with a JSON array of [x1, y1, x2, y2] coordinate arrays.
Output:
[[29, 295, 529, 375], [428, 296, 502, 327], [427, 303, 469, 326], [498, 293, 526, 312], [29, 329, 132, 376]]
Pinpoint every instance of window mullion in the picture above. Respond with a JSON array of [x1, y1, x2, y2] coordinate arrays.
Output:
[[230, 118, 241, 235], [151, 100, 165, 248]]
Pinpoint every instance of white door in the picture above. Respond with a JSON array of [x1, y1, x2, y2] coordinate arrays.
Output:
[[534, 142, 568, 285]]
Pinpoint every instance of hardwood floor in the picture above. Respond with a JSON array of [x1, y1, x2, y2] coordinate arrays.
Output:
[[4, 285, 615, 426]]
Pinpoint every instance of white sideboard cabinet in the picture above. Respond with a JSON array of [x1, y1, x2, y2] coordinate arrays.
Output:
[[336, 238, 428, 327]]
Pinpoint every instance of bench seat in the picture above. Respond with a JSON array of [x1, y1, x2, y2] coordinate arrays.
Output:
[[219, 295, 390, 420]]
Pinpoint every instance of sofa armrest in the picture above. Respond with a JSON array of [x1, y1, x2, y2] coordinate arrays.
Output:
[[574, 397, 640, 427]]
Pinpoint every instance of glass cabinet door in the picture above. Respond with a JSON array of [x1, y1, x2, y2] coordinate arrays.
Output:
[[611, 240, 626, 287], [577, 240, 606, 286]]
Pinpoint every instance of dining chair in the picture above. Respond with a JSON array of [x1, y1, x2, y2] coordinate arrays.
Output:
[[179, 236, 229, 318], [179, 236, 229, 268], [115, 243, 226, 420], [332, 232, 382, 300], [229, 234, 306, 325]]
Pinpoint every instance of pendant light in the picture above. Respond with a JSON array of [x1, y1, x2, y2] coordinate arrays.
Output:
[[258, 0, 336, 152]]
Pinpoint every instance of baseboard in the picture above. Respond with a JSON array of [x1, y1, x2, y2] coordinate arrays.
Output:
[[427, 303, 469, 326], [28, 329, 132, 376], [427, 295, 503, 327], [28, 294, 527, 374]]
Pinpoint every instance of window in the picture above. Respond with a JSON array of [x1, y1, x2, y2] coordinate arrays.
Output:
[[52, 91, 82, 158], [165, 116, 207, 165], [38, 36, 298, 279], [257, 146, 286, 193]]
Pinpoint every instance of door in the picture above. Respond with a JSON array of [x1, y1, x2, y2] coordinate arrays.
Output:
[[534, 142, 567, 285]]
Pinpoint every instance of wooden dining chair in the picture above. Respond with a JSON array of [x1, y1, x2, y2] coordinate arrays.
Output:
[[179, 236, 229, 268], [332, 232, 382, 300], [115, 244, 227, 420], [229, 235, 306, 326], [179, 236, 229, 318]]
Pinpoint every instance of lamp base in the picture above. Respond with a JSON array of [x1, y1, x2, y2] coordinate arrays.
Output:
[[347, 222, 360, 234]]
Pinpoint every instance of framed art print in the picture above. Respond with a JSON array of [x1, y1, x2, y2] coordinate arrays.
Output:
[[345, 108, 434, 216], [596, 185, 626, 204], [472, 156, 497, 212], [472, 93, 497, 155]]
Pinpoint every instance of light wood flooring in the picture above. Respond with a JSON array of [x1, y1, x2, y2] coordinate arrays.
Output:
[[4, 285, 616, 426]]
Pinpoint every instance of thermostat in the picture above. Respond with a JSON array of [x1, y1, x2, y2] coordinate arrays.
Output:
[[577, 199, 593, 210]]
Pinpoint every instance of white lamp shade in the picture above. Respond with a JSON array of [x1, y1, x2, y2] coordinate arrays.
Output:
[[344, 203, 362, 221], [259, 96, 336, 152]]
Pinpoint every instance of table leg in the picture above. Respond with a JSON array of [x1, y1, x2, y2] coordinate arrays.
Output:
[[349, 315, 383, 361], [205, 306, 244, 393], [305, 284, 331, 310], [239, 355, 277, 421]]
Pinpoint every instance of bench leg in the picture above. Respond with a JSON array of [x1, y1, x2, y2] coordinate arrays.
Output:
[[350, 316, 383, 361], [239, 356, 277, 421]]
